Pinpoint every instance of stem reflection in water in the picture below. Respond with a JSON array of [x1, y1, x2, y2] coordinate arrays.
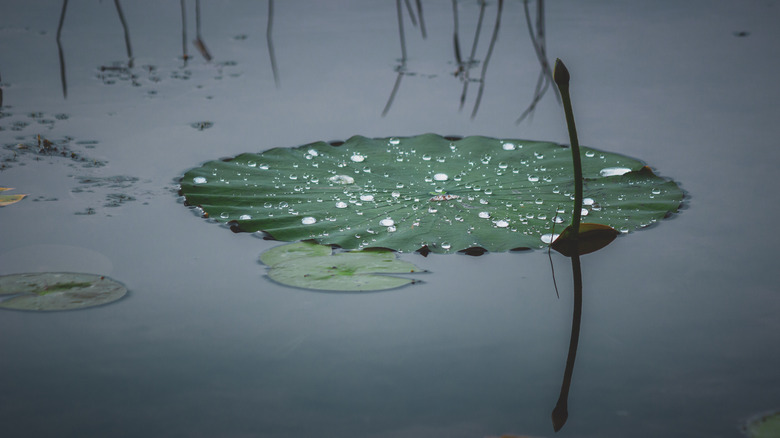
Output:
[[551, 250, 582, 432]]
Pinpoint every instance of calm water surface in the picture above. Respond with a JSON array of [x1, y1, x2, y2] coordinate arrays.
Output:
[[1, 1, 779, 437]]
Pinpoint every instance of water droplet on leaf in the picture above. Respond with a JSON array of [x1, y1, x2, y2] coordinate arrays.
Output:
[[600, 167, 632, 177]]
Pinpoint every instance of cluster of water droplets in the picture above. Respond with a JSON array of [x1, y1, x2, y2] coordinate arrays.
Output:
[[181, 135, 680, 252]]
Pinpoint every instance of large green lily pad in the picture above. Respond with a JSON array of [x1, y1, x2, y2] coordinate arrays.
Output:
[[261, 242, 423, 291], [0, 272, 127, 311], [180, 134, 683, 254]]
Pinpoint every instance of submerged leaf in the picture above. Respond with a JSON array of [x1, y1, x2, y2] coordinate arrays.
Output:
[[0, 272, 127, 311], [180, 134, 684, 254], [261, 242, 423, 291], [551, 223, 620, 257], [259, 240, 332, 266]]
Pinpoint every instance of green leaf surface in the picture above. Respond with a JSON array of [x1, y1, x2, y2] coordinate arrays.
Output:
[[0, 272, 127, 311], [747, 411, 780, 438], [180, 134, 684, 254], [267, 249, 422, 291], [259, 240, 333, 266]]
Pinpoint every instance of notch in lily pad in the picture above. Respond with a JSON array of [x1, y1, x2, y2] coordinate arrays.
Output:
[[260, 241, 425, 292], [0, 272, 127, 311]]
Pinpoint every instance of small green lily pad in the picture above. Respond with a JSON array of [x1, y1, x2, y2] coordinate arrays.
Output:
[[261, 242, 423, 291], [259, 241, 332, 266], [747, 411, 780, 438], [0, 272, 127, 311]]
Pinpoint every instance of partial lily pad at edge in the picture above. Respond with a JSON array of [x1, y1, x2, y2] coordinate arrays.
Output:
[[746, 411, 780, 438], [261, 242, 424, 291], [0, 272, 127, 311]]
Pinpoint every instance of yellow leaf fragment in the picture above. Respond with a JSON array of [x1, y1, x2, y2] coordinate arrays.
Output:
[[0, 187, 28, 207]]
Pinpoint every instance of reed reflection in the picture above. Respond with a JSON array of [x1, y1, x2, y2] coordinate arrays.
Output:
[[113, 0, 134, 68], [453, 0, 485, 110], [267, 0, 280, 87], [469, 0, 503, 118], [383, 0, 503, 118], [415, 0, 427, 39], [56, 0, 136, 98], [180, 0, 189, 61], [517, 0, 559, 123], [382, 0, 411, 117], [56, 0, 68, 99], [192, 0, 212, 61]]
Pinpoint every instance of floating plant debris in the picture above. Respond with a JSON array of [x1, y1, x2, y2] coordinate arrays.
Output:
[[190, 121, 213, 131], [1, 134, 105, 170], [0, 187, 27, 207]]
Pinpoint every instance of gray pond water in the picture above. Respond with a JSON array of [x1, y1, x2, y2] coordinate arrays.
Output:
[[2, 1, 779, 437]]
